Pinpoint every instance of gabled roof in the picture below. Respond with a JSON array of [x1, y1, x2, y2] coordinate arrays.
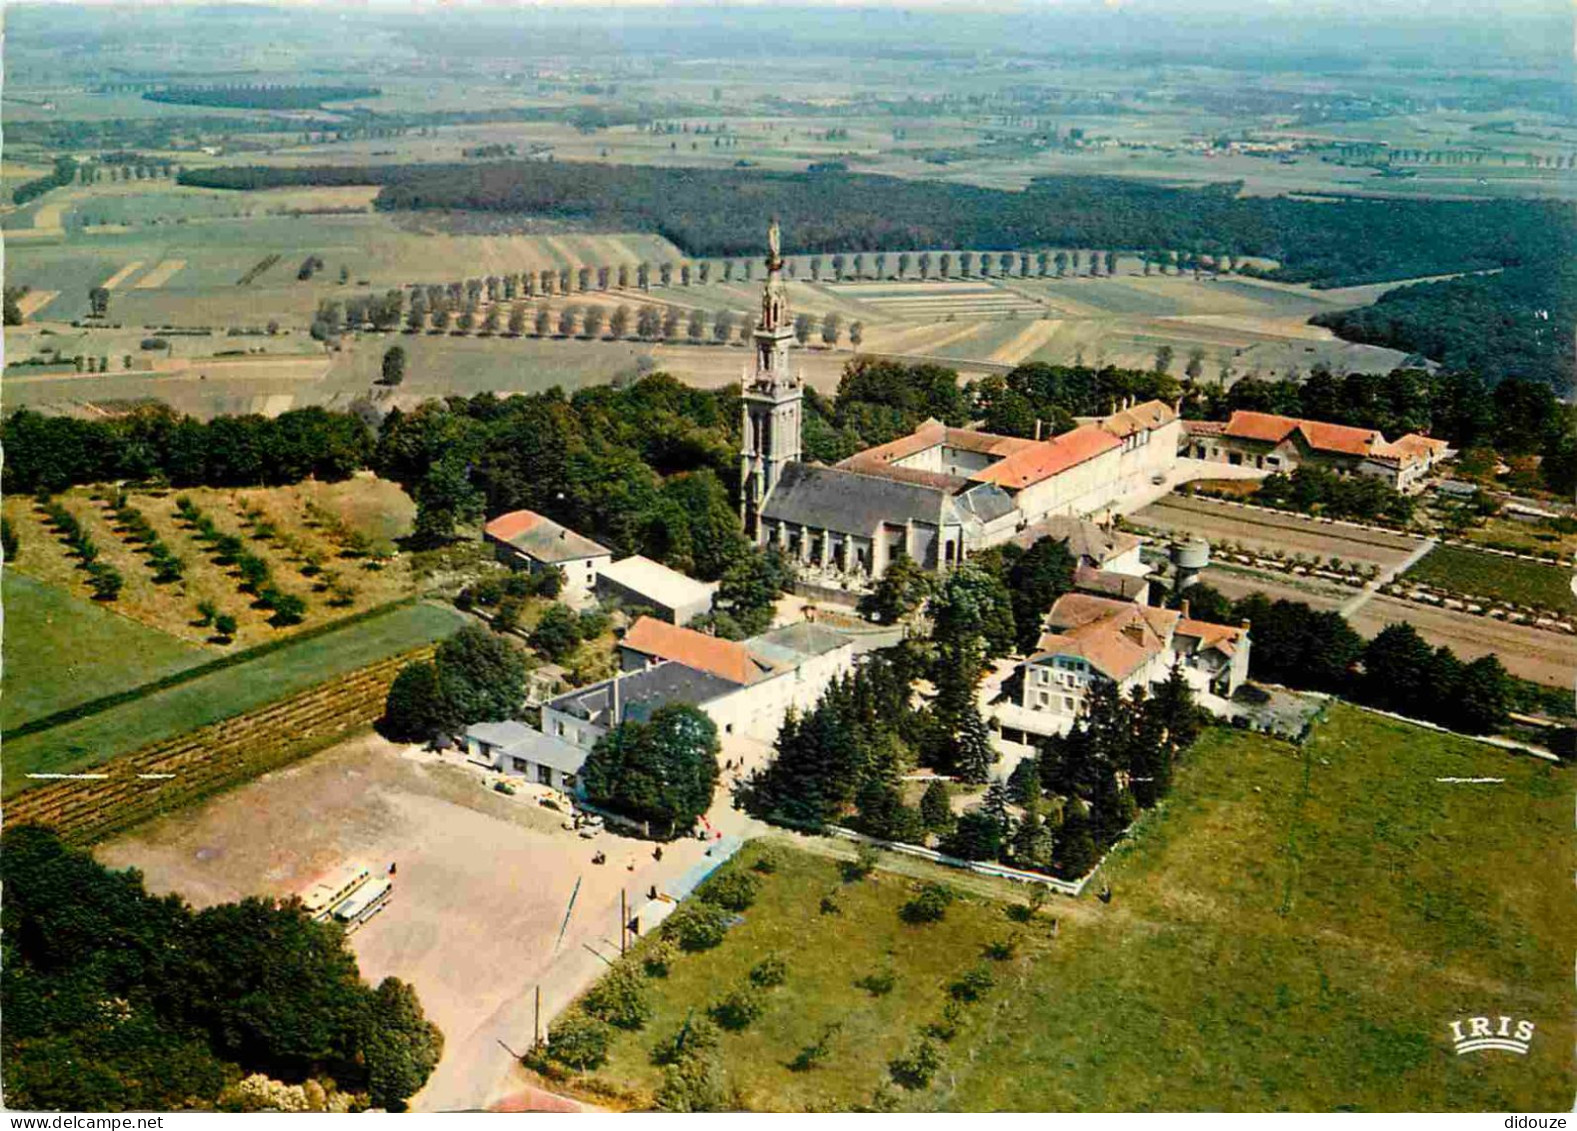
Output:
[[836, 420, 1032, 488], [484, 509, 611, 564], [969, 425, 1120, 490], [622, 616, 765, 685], [1010, 514, 1142, 567], [1224, 411, 1384, 459], [1099, 399, 1178, 439], [1174, 617, 1247, 658], [746, 620, 853, 669], [761, 462, 959, 534], [1073, 562, 1149, 600], [1031, 593, 1179, 682], [464, 719, 588, 775], [547, 661, 739, 726]]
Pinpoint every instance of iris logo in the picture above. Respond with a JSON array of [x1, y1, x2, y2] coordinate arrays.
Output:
[[1449, 1015, 1535, 1055]]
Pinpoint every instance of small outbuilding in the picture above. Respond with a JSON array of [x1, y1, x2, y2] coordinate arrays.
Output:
[[463, 719, 588, 793], [595, 555, 716, 626], [483, 510, 611, 605]]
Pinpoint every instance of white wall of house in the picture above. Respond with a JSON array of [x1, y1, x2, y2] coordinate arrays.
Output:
[[1013, 446, 1124, 525], [700, 641, 857, 743]]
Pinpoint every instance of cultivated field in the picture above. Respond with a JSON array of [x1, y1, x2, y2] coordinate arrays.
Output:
[[2, 600, 466, 790], [1, 569, 206, 730], [1, 476, 418, 651], [1403, 545, 1577, 613]]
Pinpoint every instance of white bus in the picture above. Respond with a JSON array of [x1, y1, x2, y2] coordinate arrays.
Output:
[[334, 878, 393, 932], [299, 864, 371, 922]]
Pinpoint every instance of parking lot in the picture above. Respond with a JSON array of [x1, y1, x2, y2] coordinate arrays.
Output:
[[95, 731, 725, 1111]]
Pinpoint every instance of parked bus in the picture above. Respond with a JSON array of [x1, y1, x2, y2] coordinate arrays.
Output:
[[299, 864, 371, 922], [334, 878, 393, 932]]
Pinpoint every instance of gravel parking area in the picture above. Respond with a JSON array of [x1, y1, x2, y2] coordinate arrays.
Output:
[[96, 731, 721, 1111]]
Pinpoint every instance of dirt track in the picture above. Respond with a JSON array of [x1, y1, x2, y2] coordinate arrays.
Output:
[[1134, 495, 1423, 570]]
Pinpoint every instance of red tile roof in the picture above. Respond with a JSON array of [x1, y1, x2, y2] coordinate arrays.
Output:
[[485, 509, 546, 542], [1175, 617, 1246, 658], [970, 425, 1121, 489], [1099, 399, 1178, 439], [621, 616, 765, 685], [1224, 411, 1384, 458]]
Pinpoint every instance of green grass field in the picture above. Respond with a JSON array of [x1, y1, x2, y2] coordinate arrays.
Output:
[[1405, 544, 1576, 612], [1, 570, 207, 731], [2, 599, 467, 794], [570, 705, 1572, 1110]]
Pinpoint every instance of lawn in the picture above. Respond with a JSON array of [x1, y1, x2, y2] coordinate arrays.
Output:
[[1405, 544, 1576, 613], [0, 570, 206, 730], [2, 599, 467, 793], [561, 705, 1572, 1110]]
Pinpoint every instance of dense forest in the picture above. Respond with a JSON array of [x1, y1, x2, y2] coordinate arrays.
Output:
[[1312, 244, 1576, 389], [179, 163, 1563, 288], [143, 84, 382, 110], [1, 826, 442, 1111]]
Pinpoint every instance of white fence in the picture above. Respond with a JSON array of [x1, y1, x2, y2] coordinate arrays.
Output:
[[825, 824, 1094, 897]]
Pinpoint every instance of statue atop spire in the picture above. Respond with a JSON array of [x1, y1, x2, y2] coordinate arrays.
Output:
[[759, 216, 790, 337], [740, 219, 802, 527]]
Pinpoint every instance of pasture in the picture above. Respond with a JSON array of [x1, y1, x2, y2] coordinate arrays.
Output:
[[563, 706, 1572, 1110], [0, 570, 206, 730], [1, 599, 466, 790]]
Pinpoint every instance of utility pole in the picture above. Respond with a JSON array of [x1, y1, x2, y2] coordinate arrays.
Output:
[[534, 985, 542, 1047], [620, 889, 627, 956]]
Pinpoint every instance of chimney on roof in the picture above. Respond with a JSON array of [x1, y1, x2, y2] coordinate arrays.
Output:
[[1034, 418, 1043, 441], [1122, 621, 1147, 646], [1240, 619, 1252, 632], [1179, 599, 1190, 619]]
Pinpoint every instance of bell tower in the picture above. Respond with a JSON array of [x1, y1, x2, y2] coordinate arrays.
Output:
[[740, 218, 802, 532]]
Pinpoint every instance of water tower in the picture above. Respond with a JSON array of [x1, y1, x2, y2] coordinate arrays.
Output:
[[1171, 538, 1211, 590]]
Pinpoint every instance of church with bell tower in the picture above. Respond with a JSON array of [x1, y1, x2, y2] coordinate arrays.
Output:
[[737, 220, 1182, 586], [739, 218, 803, 533]]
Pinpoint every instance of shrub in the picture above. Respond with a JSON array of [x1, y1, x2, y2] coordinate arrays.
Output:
[[699, 869, 759, 912], [788, 1022, 842, 1073], [654, 1047, 727, 1112], [750, 846, 783, 874], [748, 953, 787, 989], [948, 964, 995, 1003], [642, 939, 678, 978], [542, 1014, 613, 1071], [650, 1014, 720, 1067], [819, 890, 842, 916], [213, 613, 238, 639], [708, 984, 766, 1031], [581, 963, 652, 1031], [841, 842, 882, 882], [888, 1036, 942, 1090], [855, 966, 897, 997], [924, 1001, 964, 1043], [983, 936, 1017, 961], [900, 882, 956, 925], [662, 902, 731, 952]]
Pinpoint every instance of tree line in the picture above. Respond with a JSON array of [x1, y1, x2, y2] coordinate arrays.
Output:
[[1176, 586, 1513, 735], [143, 84, 383, 110], [1, 825, 442, 1112]]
